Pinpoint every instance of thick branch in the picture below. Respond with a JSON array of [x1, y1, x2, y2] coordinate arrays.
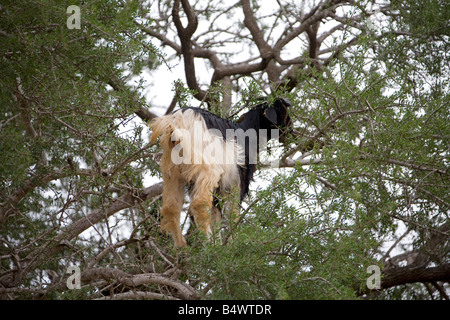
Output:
[[53, 182, 163, 245], [81, 267, 197, 300], [172, 0, 208, 102], [241, 0, 273, 60], [135, 105, 158, 122], [95, 290, 177, 300], [382, 263, 450, 289], [306, 22, 320, 60], [211, 60, 270, 83]]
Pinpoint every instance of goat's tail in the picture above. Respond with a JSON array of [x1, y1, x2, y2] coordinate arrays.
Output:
[[149, 115, 173, 145]]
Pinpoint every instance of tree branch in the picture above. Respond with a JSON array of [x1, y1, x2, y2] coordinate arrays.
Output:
[[172, 0, 208, 102], [107, 75, 158, 122], [241, 0, 273, 60], [1, 182, 164, 288], [95, 290, 178, 300], [14, 78, 38, 139], [0, 166, 95, 228], [386, 159, 447, 176], [382, 263, 450, 289], [81, 267, 197, 300]]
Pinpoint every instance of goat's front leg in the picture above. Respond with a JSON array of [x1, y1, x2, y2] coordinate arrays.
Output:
[[160, 173, 186, 247]]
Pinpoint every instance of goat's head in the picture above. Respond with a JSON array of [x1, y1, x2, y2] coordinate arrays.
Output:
[[259, 98, 292, 144]]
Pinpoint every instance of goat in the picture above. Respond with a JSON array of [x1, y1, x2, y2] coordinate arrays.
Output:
[[149, 98, 292, 247]]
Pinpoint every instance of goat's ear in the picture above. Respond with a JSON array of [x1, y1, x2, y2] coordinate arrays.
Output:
[[264, 107, 278, 124]]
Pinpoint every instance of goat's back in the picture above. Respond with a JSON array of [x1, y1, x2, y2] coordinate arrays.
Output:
[[149, 108, 243, 193]]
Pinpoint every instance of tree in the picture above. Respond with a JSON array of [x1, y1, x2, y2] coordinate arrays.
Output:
[[0, 0, 448, 300]]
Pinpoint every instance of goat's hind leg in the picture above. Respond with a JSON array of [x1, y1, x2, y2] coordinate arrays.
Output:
[[160, 173, 186, 247], [189, 172, 220, 242], [189, 192, 213, 241]]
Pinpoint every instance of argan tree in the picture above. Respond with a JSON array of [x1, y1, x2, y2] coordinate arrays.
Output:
[[1, 0, 448, 300]]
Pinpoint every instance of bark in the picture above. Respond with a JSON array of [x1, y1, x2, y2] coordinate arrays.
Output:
[[81, 267, 197, 300], [381, 264, 450, 289]]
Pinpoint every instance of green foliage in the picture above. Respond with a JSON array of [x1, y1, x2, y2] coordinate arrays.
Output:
[[0, 0, 160, 291], [382, 0, 449, 78], [184, 169, 378, 299], [179, 16, 448, 299], [1, 0, 448, 300]]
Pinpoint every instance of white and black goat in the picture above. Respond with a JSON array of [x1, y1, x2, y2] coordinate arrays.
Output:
[[149, 98, 291, 247]]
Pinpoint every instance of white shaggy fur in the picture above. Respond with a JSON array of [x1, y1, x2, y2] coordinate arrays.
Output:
[[150, 109, 244, 247]]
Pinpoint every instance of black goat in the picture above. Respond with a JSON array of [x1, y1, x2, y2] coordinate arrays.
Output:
[[150, 98, 291, 247]]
